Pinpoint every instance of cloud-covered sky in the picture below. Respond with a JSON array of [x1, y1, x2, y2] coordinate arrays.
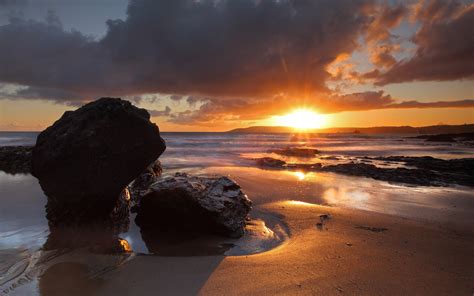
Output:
[[0, 0, 473, 130]]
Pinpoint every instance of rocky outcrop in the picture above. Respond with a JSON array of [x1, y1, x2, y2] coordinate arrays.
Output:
[[269, 147, 319, 157], [412, 132, 474, 143], [32, 98, 166, 225], [255, 157, 322, 171], [253, 156, 474, 187], [135, 173, 252, 238], [255, 157, 286, 168], [0, 146, 33, 174]]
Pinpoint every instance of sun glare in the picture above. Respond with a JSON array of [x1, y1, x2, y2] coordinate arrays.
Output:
[[275, 109, 327, 129]]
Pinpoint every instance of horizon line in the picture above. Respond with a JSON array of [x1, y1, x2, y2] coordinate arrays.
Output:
[[1, 123, 473, 133]]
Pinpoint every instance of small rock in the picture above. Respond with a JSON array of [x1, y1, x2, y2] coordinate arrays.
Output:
[[255, 157, 286, 168], [355, 226, 388, 233], [319, 214, 331, 222], [269, 147, 320, 157]]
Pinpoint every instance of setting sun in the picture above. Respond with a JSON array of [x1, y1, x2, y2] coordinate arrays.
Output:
[[274, 109, 328, 129]]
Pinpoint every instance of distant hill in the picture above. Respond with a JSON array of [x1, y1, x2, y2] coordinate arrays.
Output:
[[227, 124, 474, 134]]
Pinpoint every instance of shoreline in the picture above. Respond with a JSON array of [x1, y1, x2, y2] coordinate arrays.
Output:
[[2, 201, 473, 295]]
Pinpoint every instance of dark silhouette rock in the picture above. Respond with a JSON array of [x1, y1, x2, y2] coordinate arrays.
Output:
[[0, 146, 33, 174], [252, 155, 474, 187], [411, 132, 474, 143], [286, 162, 322, 171], [269, 147, 319, 157], [135, 173, 252, 238], [255, 157, 286, 168], [32, 98, 166, 225]]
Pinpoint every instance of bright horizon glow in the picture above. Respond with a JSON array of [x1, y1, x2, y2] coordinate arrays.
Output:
[[273, 109, 328, 129]]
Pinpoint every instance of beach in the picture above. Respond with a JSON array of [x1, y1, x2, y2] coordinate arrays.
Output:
[[1, 132, 473, 295], [3, 198, 473, 295]]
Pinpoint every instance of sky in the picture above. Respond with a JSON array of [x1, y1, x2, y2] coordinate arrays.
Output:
[[0, 0, 472, 131]]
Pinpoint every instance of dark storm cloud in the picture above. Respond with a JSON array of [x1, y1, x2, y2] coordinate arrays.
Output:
[[376, 0, 474, 84], [0, 0, 375, 102]]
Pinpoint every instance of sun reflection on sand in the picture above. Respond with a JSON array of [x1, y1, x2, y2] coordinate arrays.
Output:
[[285, 200, 315, 206]]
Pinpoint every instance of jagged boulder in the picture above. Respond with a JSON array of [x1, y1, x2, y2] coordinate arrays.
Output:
[[129, 159, 163, 204], [32, 98, 166, 225], [135, 173, 252, 238]]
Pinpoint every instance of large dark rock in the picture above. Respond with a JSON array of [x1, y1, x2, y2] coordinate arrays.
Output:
[[32, 98, 166, 225], [135, 173, 252, 238]]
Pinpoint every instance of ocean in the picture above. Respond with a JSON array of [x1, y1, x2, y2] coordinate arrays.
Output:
[[0, 131, 473, 294], [1, 131, 472, 170]]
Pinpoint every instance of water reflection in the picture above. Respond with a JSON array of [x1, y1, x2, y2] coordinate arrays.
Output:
[[43, 227, 132, 254], [203, 166, 474, 228], [291, 171, 306, 181]]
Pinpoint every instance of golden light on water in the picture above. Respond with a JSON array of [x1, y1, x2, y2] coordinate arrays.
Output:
[[293, 171, 306, 181], [274, 109, 328, 129]]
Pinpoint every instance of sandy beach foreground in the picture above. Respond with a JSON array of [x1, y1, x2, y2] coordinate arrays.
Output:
[[4, 199, 472, 296]]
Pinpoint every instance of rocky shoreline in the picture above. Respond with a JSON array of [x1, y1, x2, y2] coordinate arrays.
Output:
[[255, 155, 474, 187], [1, 145, 473, 188], [0, 146, 32, 174], [410, 132, 474, 143], [0, 98, 254, 254]]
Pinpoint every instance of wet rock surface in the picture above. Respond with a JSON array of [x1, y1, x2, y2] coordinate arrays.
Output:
[[269, 147, 320, 157], [411, 132, 474, 143], [135, 173, 252, 238], [253, 156, 474, 187], [0, 146, 32, 174], [31, 98, 166, 225], [129, 159, 163, 204], [255, 157, 286, 168]]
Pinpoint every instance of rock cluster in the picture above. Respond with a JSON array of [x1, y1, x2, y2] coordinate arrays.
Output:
[[0, 146, 32, 174], [269, 147, 319, 157], [254, 156, 474, 187], [0, 96, 254, 241], [136, 173, 252, 237], [412, 132, 474, 143], [32, 98, 166, 225]]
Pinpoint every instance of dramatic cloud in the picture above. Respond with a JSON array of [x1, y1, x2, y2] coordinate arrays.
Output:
[[149, 106, 172, 117], [166, 91, 474, 125], [376, 0, 474, 84], [0, 0, 375, 101], [0, 0, 472, 126]]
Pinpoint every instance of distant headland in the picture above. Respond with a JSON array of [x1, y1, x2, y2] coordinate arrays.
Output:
[[227, 124, 474, 134]]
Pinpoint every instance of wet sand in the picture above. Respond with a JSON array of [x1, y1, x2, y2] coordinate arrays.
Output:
[[3, 202, 472, 295], [1, 167, 474, 295]]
